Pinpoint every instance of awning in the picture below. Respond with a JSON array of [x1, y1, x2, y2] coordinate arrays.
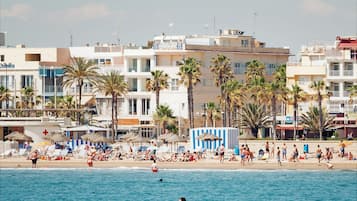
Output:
[[276, 125, 304, 130]]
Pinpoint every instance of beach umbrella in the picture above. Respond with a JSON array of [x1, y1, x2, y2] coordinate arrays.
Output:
[[119, 132, 137, 141], [81, 133, 110, 143], [196, 133, 222, 141], [127, 135, 151, 143], [238, 133, 256, 140], [45, 133, 69, 143], [5, 131, 33, 142]]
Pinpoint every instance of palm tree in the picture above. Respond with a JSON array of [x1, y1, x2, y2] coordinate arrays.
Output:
[[178, 57, 201, 129], [210, 54, 233, 127], [57, 95, 76, 118], [245, 60, 265, 85], [267, 65, 288, 139], [222, 79, 244, 127], [63, 57, 99, 125], [146, 70, 169, 109], [240, 103, 270, 138], [347, 85, 357, 102], [310, 80, 327, 140], [245, 60, 266, 104], [0, 86, 10, 116], [300, 106, 334, 137], [289, 84, 306, 140], [206, 102, 221, 127], [153, 104, 175, 136], [97, 71, 128, 142]]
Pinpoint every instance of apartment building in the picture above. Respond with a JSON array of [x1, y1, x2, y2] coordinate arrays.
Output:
[[286, 36, 357, 137], [153, 30, 290, 129]]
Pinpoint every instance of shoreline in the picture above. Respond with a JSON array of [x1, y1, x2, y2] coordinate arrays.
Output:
[[1, 158, 356, 170]]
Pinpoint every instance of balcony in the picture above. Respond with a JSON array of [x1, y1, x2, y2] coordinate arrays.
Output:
[[329, 70, 340, 76], [331, 91, 339, 97], [343, 91, 350, 97], [343, 70, 353, 76]]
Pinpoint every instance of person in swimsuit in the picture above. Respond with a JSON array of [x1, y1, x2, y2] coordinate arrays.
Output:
[[31, 150, 39, 168], [316, 145, 322, 164], [276, 147, 282, 166], [282, 143, 287, 161], [219, 144, 225, 163]]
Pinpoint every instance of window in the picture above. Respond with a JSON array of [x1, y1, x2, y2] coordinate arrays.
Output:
[[129, 59, 138, 72], [266, 64, 276, 75], [21, 75, 33, 88], [241, 40, 249, 47], [298, 76, 309, 85], [0, 55, 4, 62], [344, 63, 353, 76], [351, 50, 357, 60], [171, 79, 179, 90], [0, 75, 14, 89], [141, 98, 150, 115], [234, 63, 245, 74], [129, 98, 137, 115]]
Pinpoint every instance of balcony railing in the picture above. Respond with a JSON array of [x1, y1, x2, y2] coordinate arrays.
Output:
[[343, 70, 353, 76], [329, 70, 340, 76], [343, 91, 350, 97], [331, 91, 339, 97]]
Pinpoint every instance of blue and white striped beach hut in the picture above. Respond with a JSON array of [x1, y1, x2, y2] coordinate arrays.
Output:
[[190, 127, 239, 151]]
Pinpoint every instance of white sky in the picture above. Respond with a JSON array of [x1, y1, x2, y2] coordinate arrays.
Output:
[[0, 0, 356, 56]]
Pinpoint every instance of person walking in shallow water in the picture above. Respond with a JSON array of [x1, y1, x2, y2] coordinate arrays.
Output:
[[316, 145, 322, 165]]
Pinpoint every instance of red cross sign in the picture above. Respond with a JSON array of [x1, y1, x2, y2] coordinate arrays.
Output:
[[43, 129, 48, 136]]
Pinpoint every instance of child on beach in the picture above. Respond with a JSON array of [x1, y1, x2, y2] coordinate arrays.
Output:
[[152, 160, 158, 172]]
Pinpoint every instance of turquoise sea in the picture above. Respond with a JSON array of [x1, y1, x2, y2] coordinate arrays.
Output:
[[0, 168, 356, 201]]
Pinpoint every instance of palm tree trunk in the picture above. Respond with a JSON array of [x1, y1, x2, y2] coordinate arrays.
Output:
[[188, 77, 194, 128], [293, 99, 297, 140], [156, 88, 160, 109], [78, 83, 82, 125], [318, 92, 323, 141], [227, 95, 231, 127], [272, 95, 277, 140], [111, 94, 115, 142]]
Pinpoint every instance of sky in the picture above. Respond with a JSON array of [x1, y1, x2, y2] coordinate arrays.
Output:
[[0, 0, 356, 57]]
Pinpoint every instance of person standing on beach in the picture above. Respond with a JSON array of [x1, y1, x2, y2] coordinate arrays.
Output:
[[276, 147, 282, 166], [339, 140, 346, 158], [31, 150, 39, 168], [282, 143, 287, 161], [219, 144, 225, 163], [270, 142, 275, 158], [265, 141, 270, 158], [316, 145, 322, 164], [152, 160, 158, 172]]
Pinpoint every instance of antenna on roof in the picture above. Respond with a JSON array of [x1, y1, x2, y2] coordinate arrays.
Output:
[[253, 12, 257, 37], [70, 33, 73, 47], [213, 16, 216, 34]]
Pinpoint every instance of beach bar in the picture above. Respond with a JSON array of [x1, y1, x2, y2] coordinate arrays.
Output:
[[190, 127, 239, 151]]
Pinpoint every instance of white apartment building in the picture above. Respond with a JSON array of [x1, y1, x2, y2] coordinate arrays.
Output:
[[287, 37, 357, 115]]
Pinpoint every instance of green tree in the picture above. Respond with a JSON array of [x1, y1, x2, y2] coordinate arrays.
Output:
[[153, 104, 175, 136], [63, 57, 99, 125], [210, 54, 233, 127], [310, 80, 327, 140], [206, 102, 221, 127], [245, 60, 266, 104], [146, 70, 169, 109], [57, 95, 76, 118], [240, 103, 270, 138], [222, 79, 244, 127], [97, 71, 128, 142], [300, 106, 334, 137], [266, 65, 288, 139], [178, 57, 201, 129], [347, 84, 357, 102], [0, 86, 10, 116], [289, 84, 306, 140]]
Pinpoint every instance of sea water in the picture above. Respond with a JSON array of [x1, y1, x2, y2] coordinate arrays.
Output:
[[0, 168, 356, 201]]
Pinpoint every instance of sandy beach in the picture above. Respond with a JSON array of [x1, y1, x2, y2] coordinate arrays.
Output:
[[1, 140, 356, 170], [1, 157, 356, 170]]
